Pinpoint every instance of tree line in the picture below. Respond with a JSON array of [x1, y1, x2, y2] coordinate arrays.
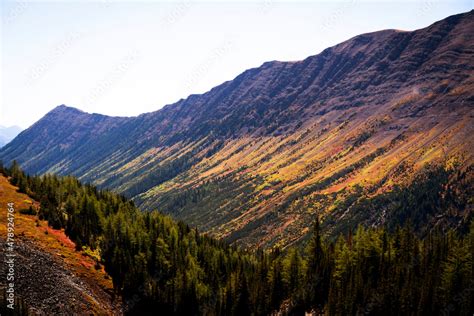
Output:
[[1, 161, 472, 315]]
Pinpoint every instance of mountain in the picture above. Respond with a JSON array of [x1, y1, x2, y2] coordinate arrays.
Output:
[[1, 11, 473, 248], [0, 125, 22, 147]]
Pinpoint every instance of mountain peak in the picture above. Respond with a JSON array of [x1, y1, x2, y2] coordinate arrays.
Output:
[[49, 104, 84, 115]]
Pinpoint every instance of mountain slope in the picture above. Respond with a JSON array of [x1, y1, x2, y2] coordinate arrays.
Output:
[[1, 11, 473, 248], [0, 175, 122, 314]]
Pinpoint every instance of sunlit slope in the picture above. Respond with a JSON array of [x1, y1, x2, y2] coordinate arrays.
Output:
[[1, 11, 473, 248], [135, 96, 473, 247]]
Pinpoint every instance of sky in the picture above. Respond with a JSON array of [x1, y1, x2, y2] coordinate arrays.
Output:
[[0, 0, 472, 129]]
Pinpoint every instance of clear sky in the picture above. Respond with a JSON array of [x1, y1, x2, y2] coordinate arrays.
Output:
[[1, 0, 472, 128]]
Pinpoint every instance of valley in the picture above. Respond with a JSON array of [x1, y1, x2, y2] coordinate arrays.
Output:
[[1, 11, 472, 248], [1, 4, 473, 315]]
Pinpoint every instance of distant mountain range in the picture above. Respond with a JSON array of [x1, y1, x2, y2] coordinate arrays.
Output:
[[1, 11, 472, 248], [0, 125, 22, 148]]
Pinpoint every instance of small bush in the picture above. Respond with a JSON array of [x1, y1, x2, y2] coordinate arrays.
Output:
[[19, 206, 36, 215]]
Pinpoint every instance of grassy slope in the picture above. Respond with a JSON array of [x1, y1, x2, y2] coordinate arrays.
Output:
[[136, 92, 473, 248]]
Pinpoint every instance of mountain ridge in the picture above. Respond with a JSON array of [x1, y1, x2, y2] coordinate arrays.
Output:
[[1, 10, 473, 248], [0, 125, 22, 148]]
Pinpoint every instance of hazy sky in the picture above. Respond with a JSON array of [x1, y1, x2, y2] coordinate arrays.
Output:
[[1, 0, 472, 128]]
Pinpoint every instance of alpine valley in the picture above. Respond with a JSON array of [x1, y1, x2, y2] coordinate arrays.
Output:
[[1, 11, 473, 250]]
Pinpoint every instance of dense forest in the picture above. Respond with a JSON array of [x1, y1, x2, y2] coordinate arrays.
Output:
[[1, 161, 473, 315]]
